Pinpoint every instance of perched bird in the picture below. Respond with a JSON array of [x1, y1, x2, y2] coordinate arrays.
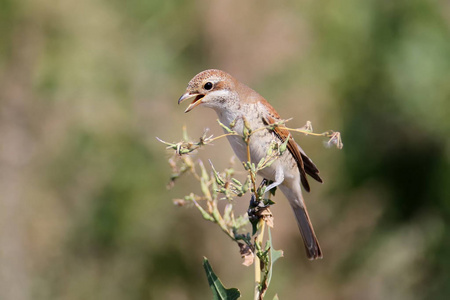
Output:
[[178, 69, 323, 260]]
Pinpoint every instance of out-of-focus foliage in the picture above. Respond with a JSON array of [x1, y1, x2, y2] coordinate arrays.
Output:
[[0, 0, 449, 299]]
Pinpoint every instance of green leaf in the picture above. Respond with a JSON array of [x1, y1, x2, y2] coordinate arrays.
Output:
[[273, 294, 279, 300], [279, 134, 290, 154], [209, 160, 225, 186], [251, 217, 259, 236], [203, 257, 241, 300], [155, 137, 175, 147], [217, 119, 237, 134], [269, 186, 277, 196], [231, 178, 242, 187], [182, 125, 189, 141], [193, 199, 214, 222], [223, 203, 233, 223], [267, 228, 283, 288], [198, 160, 212, 199], [242, 117, 252, 142], [229, 117, 237, 129], [263, 198, 276, 206]]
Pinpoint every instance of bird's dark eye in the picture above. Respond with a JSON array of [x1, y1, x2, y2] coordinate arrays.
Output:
[[204, 82, 213, 90]]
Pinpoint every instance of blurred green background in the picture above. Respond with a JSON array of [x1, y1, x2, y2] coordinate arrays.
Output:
[[1, 0, 449, 299]]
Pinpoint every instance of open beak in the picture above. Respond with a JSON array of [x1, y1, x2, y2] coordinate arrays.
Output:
[[178, 92, 205, 113]]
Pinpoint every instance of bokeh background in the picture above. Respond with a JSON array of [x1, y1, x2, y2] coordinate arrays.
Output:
[[1, 0, 449, 299]]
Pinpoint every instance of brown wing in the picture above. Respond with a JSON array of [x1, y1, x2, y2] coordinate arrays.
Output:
[[262, 115, 322, 192], [298, 145, 323, 184]]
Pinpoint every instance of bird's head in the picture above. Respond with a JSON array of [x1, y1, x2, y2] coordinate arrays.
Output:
[[178, 69, 239, 113]]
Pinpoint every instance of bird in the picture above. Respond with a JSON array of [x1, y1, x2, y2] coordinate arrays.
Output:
[[178, 69, 323, 260]]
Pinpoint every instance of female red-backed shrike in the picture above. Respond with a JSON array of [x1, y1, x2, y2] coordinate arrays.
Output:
[[178, 69, 323, 260]]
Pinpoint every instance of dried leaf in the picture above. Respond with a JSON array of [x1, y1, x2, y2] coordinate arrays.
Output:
[[327, 131, 344, 149], [173, 199, 186, 206], [238, 243, 254, 267], [298, 120, 313, 133], [259, 207, 274, 228]]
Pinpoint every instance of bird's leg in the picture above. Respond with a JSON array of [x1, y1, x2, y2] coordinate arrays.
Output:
[[264, 165, 284, 195], [258, 178, 269, 190]]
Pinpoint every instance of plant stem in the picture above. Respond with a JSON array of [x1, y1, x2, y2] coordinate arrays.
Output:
[[254, 219, 266, 300]]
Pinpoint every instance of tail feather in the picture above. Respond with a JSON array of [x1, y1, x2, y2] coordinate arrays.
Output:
[[291, 204, 322, 260]]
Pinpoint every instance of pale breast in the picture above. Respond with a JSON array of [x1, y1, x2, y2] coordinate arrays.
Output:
[[216, 102, 298, 183]]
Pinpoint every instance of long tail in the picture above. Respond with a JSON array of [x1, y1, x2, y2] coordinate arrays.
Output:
[[291, 204, 322, 260]]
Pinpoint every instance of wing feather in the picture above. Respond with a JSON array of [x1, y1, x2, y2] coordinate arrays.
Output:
[[262, 115, 322, 192]]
